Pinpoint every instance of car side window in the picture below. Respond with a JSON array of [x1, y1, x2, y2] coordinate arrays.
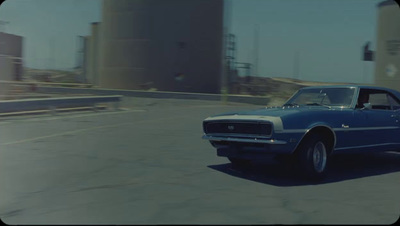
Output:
[[357, 89, 371, 109], [369, 93, 391, 110], [388, 94, 400, 110]]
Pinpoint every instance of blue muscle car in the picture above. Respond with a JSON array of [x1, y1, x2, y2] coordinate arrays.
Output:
[[202, 85, 400, 180]]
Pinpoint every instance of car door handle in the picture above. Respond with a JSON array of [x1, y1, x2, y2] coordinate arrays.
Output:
[[391, 115, 399, 118]]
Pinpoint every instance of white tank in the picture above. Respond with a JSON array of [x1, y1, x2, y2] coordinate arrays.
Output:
[[374, 0, 400, 91], [98, 0, 224, 93]]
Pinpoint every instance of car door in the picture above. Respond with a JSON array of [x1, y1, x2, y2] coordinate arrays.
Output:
[[353, 91, 400, 149], [387, 93, 400, 146]]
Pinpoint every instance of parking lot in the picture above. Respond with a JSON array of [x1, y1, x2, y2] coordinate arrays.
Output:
[[0, 97, 399, 224]]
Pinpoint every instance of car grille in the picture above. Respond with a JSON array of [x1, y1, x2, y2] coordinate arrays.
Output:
[[204, 120, 272, 137]]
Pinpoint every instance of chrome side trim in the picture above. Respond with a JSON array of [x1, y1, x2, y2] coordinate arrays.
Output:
[[278, 126, 400, 133], [335, 143, 400, 151], [333, 126, 399, 131], [202, 135, 287, 144]]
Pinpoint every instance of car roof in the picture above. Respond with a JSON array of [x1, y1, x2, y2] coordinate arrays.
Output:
[[301, 85, 400, 99]]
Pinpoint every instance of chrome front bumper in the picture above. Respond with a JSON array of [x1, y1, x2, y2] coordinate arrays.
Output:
[[202, 135, 287, 145]]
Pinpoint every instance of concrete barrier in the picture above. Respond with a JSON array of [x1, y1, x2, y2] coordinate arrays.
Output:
[[36, 86, 270, 105], [0, 95, 122, 113]]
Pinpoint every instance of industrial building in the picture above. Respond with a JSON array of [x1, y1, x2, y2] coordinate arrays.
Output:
[[0, 32, 23, 98], [83, 0, 232, 94], [0, 32, 23, 81], [374, 0, 400, 91], [81, 0, 400, 94]]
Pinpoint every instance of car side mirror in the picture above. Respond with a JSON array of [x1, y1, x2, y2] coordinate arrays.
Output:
[[362, 103, 372, 110]]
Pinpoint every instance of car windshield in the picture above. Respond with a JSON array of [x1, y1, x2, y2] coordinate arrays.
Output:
[[284, 87, 356, 108]]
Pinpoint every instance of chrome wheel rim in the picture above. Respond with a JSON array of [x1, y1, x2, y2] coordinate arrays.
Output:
[[313, 141, 327, 173]]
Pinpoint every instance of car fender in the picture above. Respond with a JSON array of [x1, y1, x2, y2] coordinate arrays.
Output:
[[294, 123, 337, 154]]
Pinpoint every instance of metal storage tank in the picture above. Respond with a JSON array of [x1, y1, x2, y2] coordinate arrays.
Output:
[[98, 0, 224, 93], [0, 32, 22, 57], [0, 56, 14, 99], [0, 32, 23, 81], [85, 22, 101, 86], [83, 35, 92, 84], [374, 0, 400, 91]]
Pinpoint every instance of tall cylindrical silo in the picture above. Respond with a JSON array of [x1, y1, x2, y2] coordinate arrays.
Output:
[[0, 56, 14, 99], [84, 35, 93, 84], [85, 22, 101, 86], [98, 0, 224, 93], [374, 0, 400, 91]]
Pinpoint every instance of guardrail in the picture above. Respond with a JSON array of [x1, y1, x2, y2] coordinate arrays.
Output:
[[0, 95, 122, 114], [0, 80, 271, 108], [0, 80, 93, 88], [36, 86, 271, 105]]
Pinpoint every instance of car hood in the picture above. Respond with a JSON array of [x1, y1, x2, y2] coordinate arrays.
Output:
[[204, 105, 354, 132], [209, 106, 329, 118]]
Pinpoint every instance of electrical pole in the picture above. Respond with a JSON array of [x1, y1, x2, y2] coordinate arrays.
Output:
[[293, 51, 300, 80], [253, 24, 260, 77], [49, 37, 55, 70]]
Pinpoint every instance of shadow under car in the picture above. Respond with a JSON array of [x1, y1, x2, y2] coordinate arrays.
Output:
[[207, 151, 400, 186]]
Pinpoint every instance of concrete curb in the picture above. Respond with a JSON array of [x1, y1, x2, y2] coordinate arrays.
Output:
[[0, 87, 269, 116], [37, 86, 270, 105], [0, 105, 108, 117], [0, 95, 121, 114]]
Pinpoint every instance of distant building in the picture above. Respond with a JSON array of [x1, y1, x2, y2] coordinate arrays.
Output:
[[84, 0, 231, 94], [374, 0, 400, 91], [0, 32, 23, 99], [83, 22, 101, 86], [0, 32, 23, 81]]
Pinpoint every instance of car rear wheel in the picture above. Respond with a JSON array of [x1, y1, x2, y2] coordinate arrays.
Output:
[[228, 157, 251, 167], [296, 134, 329, 181]]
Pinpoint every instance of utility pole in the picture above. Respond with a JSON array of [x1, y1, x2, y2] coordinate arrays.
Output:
[[49, 37, 55, 70], [293, 51, 300, 80], [363, 61, 368, 84], [253, 24, 260, 77]]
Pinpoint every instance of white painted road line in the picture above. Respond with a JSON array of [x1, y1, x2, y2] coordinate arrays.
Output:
[[25, 109, 147, 122], [0, 109, 147, 123], [0, 115, 189, 147]]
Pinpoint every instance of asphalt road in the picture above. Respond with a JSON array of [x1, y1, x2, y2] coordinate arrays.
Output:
[[0, 97, 399, 224]]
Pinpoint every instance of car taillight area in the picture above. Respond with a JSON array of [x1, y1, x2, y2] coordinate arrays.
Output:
[[203, 120, 272, 137]]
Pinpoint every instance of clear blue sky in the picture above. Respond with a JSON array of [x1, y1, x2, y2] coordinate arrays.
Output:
[[0, 0, 384, 83], [230, 0, 383, 83], [0, 0, 102, 70]]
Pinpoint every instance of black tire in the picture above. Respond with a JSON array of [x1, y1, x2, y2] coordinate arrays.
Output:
[[228, 157, 251, 167], [296, 133, 330, 181]]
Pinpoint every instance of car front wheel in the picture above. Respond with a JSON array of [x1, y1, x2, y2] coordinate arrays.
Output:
[[297, 134, 329, 181]]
